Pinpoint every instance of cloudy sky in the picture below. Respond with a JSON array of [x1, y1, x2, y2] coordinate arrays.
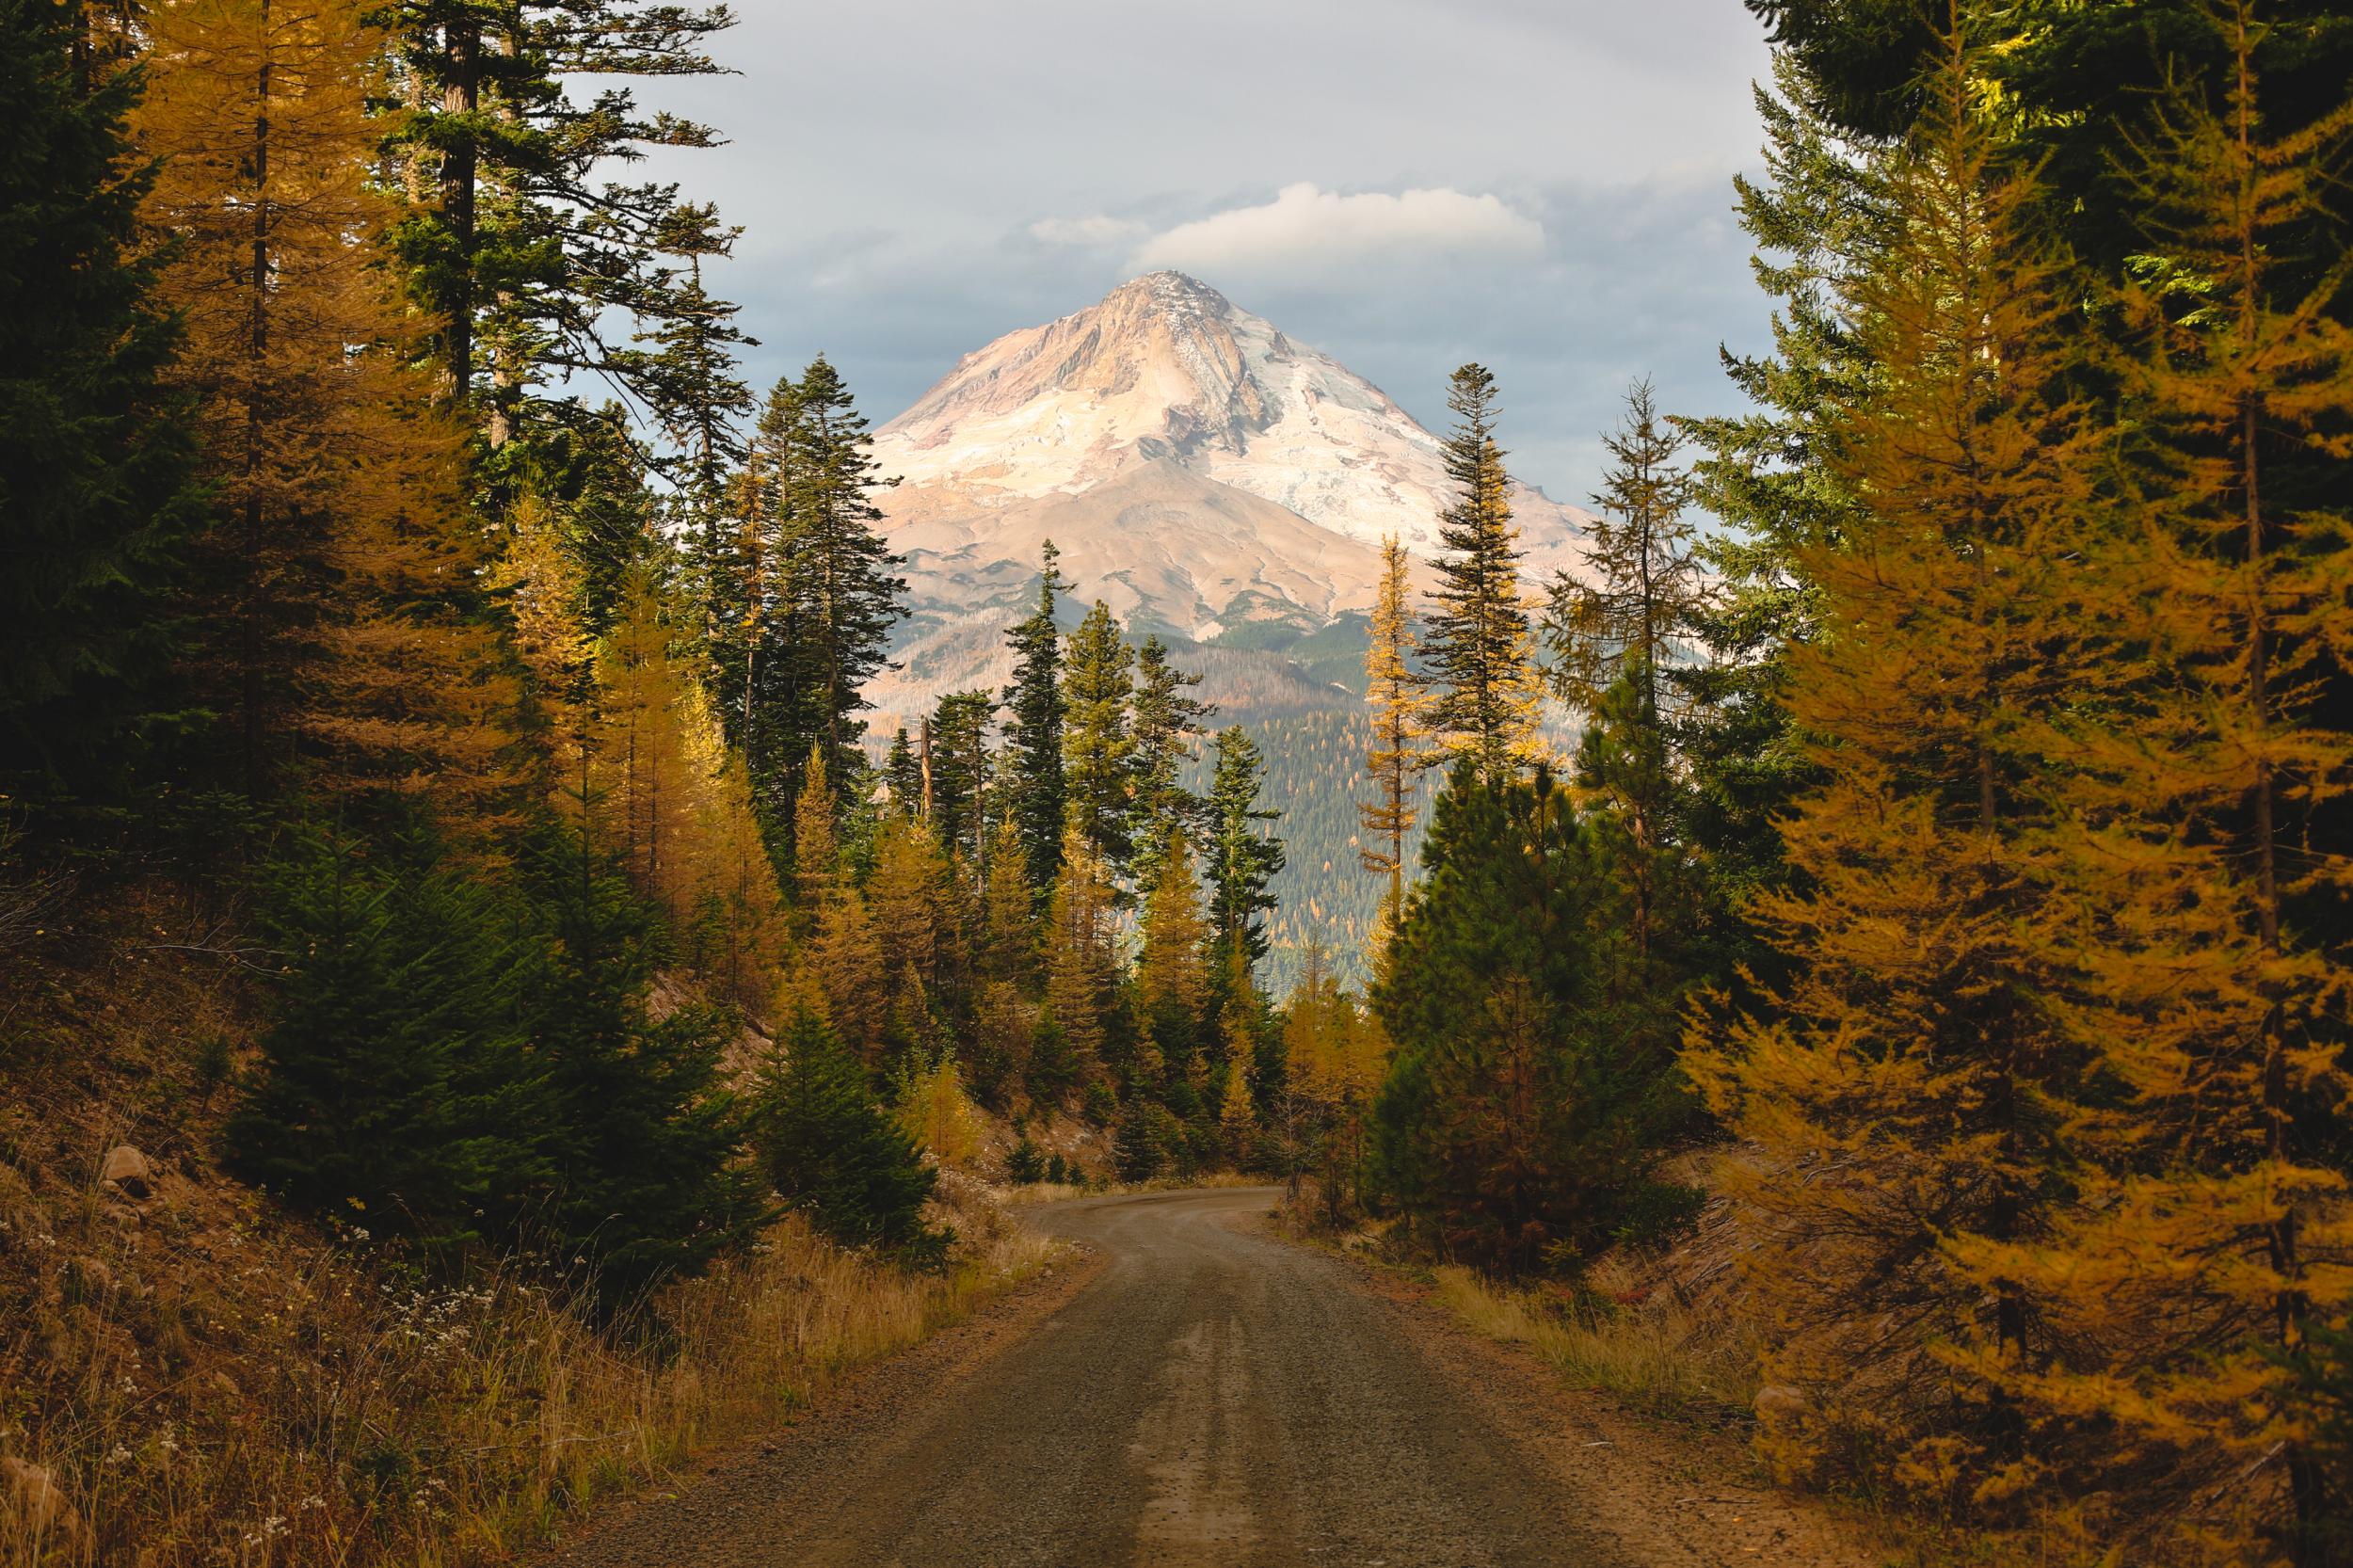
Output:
[[642, 0, 1779, 504]]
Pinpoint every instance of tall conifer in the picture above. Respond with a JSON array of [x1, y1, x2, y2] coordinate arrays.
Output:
[[1062, 600, 1137, 881], [137, 0, 513, 821], [0, 0, 193, 802], [1681, 29, 2108, 1503], [1358, 536, 1425, 914], [1206, 727, 1286, 975], [1421, 364, 1544, 781], [1961, 13, 2353, 1552], [1128, 634, 1214, 895], [1002, 541, 1071, 892], [1547, 380, 1704, 726]]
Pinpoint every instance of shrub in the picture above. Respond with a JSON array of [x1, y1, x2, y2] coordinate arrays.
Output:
[[751, 999, 948, 1268]]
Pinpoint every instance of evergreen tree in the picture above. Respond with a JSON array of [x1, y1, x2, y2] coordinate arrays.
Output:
[[1546, 380, 1705, 725], [1061, 600, 1138, 883], [927, 689, 995, 872], [1358, 536, 1426, 913], [1205, 727, 1286, 974], [534, 410, 659, 639], [523, 828, 764, 1304], [638, 200, 752, 543], [1372, 766, 1694, 1276], [376, 0, 735, 434], [228, 827, 548, 1258], [771, 356, 906, 792], [1128, 634, 1215, 894], [1540, 388, 1711, 968], [1113, 1103, 1176, 1183], [0, 0, 194, 804], [1002, 541, 1071, 893], [1673, 49, 1878, 954], [726, 360, 905, 851], [751, 987, 945, 1265], [1421, 364, 1545, 782], [884, 726, 921, 818]]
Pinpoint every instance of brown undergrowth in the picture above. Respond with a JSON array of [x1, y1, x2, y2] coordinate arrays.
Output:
[[0, 886, 1059, 1566]]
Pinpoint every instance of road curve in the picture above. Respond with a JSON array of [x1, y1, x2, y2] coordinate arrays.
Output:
[[545, 1187, 1625, 1567]]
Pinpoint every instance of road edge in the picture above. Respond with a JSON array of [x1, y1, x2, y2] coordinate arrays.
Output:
[[1252, 1216, 1887, 1568], [530, 1240, 1108, 1564]]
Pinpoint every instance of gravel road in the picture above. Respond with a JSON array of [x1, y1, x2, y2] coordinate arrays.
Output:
[[542, 1186, 1630, 1567]]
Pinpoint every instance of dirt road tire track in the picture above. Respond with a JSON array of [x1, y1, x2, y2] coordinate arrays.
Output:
[[536, 1188, 1746, 1566]]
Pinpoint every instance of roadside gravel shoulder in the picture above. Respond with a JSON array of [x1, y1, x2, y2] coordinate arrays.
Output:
[[1273, 1224, 1884, 1568], [536, 1246, 1106, 1566]]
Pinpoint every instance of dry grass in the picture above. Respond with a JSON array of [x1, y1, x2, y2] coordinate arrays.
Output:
[[995, 1169, 1272, 1208], [1426, 1259, 1763, 1424], [0, 886, 1063, 1567], [2, 1164, 1056, 1568]]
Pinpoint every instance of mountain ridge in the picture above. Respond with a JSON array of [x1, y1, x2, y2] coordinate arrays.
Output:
[[865, 270, 1589, 728]]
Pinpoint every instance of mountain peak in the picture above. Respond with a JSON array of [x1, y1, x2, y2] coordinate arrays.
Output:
[[872, 277, 1591, 581], [1099, 269, 1232, 313]]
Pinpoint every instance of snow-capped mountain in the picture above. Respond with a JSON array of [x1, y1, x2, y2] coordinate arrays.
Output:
[[865, 270, 1592, 724]]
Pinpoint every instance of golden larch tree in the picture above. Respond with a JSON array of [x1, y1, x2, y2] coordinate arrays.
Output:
[[136, 0, 513, 821], [1954, 8, 2353, 1553], [1043, 823, 1115, 1080], [1358, 535, 1425, 915], [1137, 827, 1210, 1028], [1680, 27, 2111, 1512]]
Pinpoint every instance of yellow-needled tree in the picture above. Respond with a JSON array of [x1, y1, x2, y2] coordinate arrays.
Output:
[[1137, 826, 1211, 1094], [1952, 8, 2353, 1555], [136, 0, 513, 824], [1039, 823, 1114, 1094], [1359, 535, 1426, 919], [1680, 25, 2110, 1513]]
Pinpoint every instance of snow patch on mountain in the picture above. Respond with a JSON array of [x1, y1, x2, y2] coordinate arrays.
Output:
[[863, 271, 1592, 728]]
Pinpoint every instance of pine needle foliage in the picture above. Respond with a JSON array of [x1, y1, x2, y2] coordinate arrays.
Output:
[[1373, 765, 1696, 1278], [1002, 541, 1071, 893], [0, 0, 195, 804], [1062, 600, 1138, 882], [751, 991, 945, 1268], [1421, 364, 1545, 782], [1546, 380, 1705, 727], [1948, 8, 2353, 1553], [228, 825, 547, 1261], [136, 0, 515, 820]]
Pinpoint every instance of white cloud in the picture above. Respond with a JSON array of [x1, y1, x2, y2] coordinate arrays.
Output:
[[1029, 214, 1150, 247], [1133, 183, 1545, 275]]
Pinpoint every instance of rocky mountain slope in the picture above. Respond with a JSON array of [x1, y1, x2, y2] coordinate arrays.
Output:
[[865, 271, 1591, 726]]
